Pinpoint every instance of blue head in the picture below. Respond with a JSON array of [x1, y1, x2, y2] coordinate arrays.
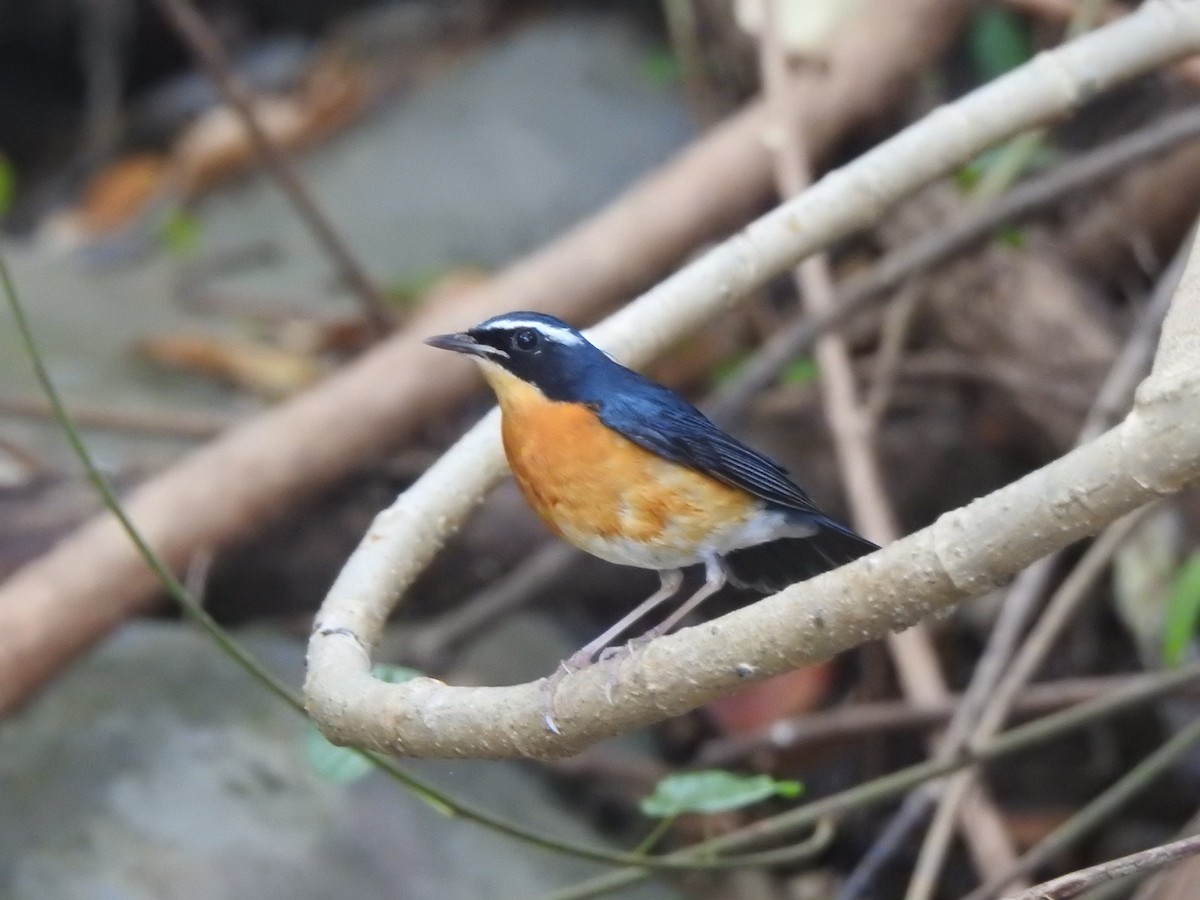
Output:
[[425, 311, 618, 402]]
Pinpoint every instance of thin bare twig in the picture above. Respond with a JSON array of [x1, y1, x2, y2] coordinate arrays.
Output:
[[841, 559, 1057, 900], [910, 226, 1193, 897], [910, 512, 1147, 899], [879, 352, 1094, 412], [698, 673, 1182, 766], [862, 280, 923, 425], [1128, 806, 1200, 899], [713, 103, 1200, 419], [1003, 833, 1200, 900], [153, 0, 393, 333], [980, 511, 1153, 741], [547, 664, 1200, 900], [966, 718, 1200, 900]]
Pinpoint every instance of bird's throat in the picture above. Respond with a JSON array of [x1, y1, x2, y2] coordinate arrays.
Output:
[[475, 358, 548, 414]]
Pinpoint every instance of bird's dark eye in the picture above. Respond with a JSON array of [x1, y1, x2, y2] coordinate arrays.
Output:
[[513, 329, 540, 352]]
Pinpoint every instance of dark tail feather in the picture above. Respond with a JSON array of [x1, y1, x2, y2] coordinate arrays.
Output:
[[721, 522, 878, 593]]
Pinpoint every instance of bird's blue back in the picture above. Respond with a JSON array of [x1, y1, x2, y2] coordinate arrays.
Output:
[[563, 348, 836, 524]]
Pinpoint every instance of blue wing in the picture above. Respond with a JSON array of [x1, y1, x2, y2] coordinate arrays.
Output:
[[595, 378, 824, 516]]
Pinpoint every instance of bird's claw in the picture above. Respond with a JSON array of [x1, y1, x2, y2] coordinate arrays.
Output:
[[599, 634, 651, 662], [597, 645, 626, 663], [543, 635, 653, 727], [598, 636, 654, 702]]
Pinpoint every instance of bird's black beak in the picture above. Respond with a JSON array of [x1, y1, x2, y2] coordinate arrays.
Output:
[[425, 331, 488, 358]]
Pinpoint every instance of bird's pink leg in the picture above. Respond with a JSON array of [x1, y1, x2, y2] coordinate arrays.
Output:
[[564, 568, 685, 669], [542, 568, 683, 732], [596, 557, 728, 702], [639, 556, 727, 640]]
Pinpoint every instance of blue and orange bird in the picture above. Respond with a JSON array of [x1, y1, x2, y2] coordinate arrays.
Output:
[[427, 312, 878, 726]]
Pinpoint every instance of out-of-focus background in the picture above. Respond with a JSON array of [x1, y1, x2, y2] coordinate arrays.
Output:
[[3, 1, 1200, 898]]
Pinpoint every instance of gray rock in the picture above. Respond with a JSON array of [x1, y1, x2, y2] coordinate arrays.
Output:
[[192, 13, 691, 298], [0, 623, 667, 899]]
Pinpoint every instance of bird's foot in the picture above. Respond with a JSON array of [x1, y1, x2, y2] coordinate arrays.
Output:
[[541, 648, 602, 733], [597, 644, 629, 664], [543, 633, 661, 728], [540, 672, 565, 735], [596, 635, 654, 702], [596, 633, 652, 664]]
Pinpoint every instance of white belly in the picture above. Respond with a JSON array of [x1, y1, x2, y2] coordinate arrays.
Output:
[[561, 507, 817, 571]]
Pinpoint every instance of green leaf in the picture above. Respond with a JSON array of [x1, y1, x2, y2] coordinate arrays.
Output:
[[639, 770, 802, 818], [969, 6, 1032, 82], [159, 209, 202, 256], [781, 357, 819, 386], [1163, 553, 1200, 666], [305, 664, 422, 783], [372, 663, 423, 684], [305, 723, 376, 783], [0, 156, 15, 217]]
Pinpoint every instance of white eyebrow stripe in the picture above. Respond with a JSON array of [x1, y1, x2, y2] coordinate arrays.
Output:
[[484, 318, 585, 346]]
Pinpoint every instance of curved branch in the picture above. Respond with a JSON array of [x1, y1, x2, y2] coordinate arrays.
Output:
[[305, 1, 1200, 759]]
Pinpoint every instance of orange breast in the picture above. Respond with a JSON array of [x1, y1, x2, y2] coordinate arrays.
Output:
[[483, 364, 758, 563]]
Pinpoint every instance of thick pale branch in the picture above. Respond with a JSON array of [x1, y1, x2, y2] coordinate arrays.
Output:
[[305, 1, 1200, 758], [309, 370, 1200, 757]]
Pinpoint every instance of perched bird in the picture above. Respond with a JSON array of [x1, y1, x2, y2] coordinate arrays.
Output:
[[427, 312, 877, 726]]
